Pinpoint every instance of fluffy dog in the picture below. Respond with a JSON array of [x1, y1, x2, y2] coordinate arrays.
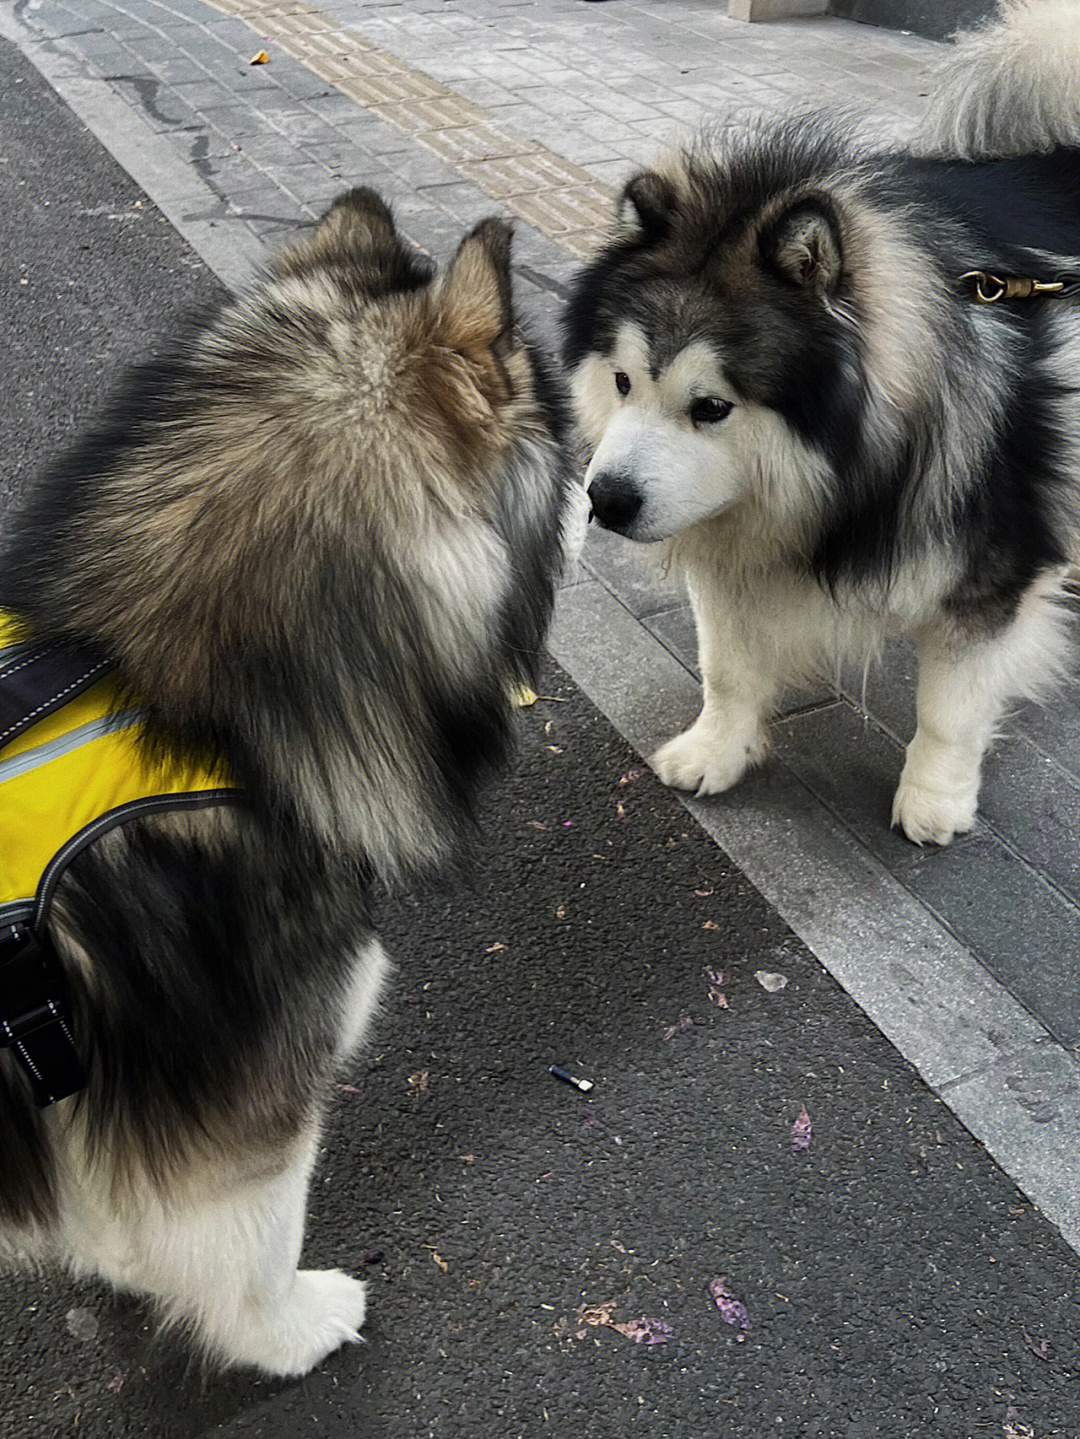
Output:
[[0, 188, 579, 1374], [564, 0, 1080, 845]]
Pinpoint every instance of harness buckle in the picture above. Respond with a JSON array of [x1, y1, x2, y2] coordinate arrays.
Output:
[[0, 923, 85, 1105]]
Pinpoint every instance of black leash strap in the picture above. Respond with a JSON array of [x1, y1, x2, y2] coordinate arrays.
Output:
[[0, 922, 85, 1106]]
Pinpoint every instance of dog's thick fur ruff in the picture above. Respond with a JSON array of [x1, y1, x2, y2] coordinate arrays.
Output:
[[564, 1, 1080, 845], [0, 189, 579, 1374]]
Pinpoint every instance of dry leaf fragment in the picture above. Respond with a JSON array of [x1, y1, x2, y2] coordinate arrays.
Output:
[[705, 968, 727, 1008], [460, 1153, 476, 1164], [579, 1301, 617, 1328], [693, 886, 714, 897], [528, 820, 548, 831], [555, 905, 566, 919], [791, 1106, 812, 1153], [1022, 1329, 1050, 1361], [509, 683, 538, 707], [708, 1277, 751, 1331], [702, 920, 719, 931], [661, 1015, 693, 1040], [545, 745, 564, 754], [615, 801, 627, 820], [485, 942, 507, 953], [1004, 1405, 1036, 1439], [432, 1252, 448, 1273], [106, 1369, 125, 1393], [249, 48, 270, 63], [336, 1083, 362, 1095], [617, 769, 643, 786], [611, 1317, 673, 1345], [407, 1069, 429, 1093]]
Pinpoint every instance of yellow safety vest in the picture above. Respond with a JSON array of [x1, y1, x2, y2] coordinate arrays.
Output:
[[0, 611, 239, 1104]]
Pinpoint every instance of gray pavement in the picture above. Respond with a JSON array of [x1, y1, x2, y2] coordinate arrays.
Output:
[[4, 3, 1080, 1434]]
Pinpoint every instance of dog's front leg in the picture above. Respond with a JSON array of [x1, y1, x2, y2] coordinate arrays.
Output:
[[893, 632, 998, 846], [61, 1119, 367, 1377], [652, 576, 777, 796]]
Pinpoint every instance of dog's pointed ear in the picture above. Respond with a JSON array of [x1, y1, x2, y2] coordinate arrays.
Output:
[[618, 171, 677, 244], [439, 217, 515, 352], [316, 187, 398, 249], [760, 196, 843, 293]]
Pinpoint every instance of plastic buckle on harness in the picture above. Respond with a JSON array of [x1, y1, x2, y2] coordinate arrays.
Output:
[[0, 923, 85, 1106]]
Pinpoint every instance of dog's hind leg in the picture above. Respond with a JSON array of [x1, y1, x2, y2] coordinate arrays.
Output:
[[893, 578, 1072, 845], [60, 1119, 366, 1376]]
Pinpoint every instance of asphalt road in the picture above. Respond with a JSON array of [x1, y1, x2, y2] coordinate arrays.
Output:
[[2, 36, 1080, 1439]]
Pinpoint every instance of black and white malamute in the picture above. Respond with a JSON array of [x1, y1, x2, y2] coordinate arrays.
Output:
[[565, 0, 1080, 846], [0, 189, 580, 1374]]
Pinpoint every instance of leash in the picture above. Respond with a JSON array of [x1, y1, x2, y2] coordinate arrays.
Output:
[[959, 269, 1080, 303]]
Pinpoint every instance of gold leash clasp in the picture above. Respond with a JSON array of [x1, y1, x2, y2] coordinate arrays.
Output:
[[960, 270, 1067, 303]]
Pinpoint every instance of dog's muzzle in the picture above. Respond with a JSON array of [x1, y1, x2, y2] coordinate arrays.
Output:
[[587, 473, 642, 535]]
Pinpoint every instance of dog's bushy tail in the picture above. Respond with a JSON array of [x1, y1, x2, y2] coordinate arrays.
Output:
[[914, 0, 1080, 159]]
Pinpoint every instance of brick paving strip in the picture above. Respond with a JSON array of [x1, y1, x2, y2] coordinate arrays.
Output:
[[201, 0, 614, 257]]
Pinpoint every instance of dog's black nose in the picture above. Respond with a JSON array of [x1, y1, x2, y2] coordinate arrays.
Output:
[[587, 474, 642, 534]]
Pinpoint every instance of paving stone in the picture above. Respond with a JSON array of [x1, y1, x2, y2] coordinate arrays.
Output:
[[332, 113, 431, 154], [107, 74, 202, 130], [201, 15, 262, 50], [296, 85, 363, 119], [58, 28, 132, 71], [580, 524, 685, 620], [549, 580, 702, 756], [143, 0, 223, 20], [256, 104, 344, 147], [400, 178, 512, 231], [838, 639, 917, 745], [187, 145, 276, 195], [217, 126, 312, 169], [379, 147, 467, 190], [138, 51, 215, 85], [272, 161, 347, 208], [24, 2, 105, 37], [641, 603, 699, 679], [905, 835, 1080, 1050], [978, 736, 1080, 909], [187, 97, 278, 141], [772, 699, 956, 873]]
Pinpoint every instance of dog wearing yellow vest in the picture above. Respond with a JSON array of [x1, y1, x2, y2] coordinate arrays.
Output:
[[0, 189, 581, 1375]]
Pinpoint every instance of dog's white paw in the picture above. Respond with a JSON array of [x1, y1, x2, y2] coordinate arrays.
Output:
[[232, 1269, 367, 1378], [892, 779, 977, 846], [652, 714, 769, 796]]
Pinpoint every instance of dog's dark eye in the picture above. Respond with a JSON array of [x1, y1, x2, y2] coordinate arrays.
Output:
[[690, 397, 733, 427], [614, 371, 631, 397]]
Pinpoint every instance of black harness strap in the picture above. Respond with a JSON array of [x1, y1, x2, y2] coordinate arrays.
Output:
[[0, 633, 109, 1105], [0, 634, 112, 752], [0, 922, 85, 1105]]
